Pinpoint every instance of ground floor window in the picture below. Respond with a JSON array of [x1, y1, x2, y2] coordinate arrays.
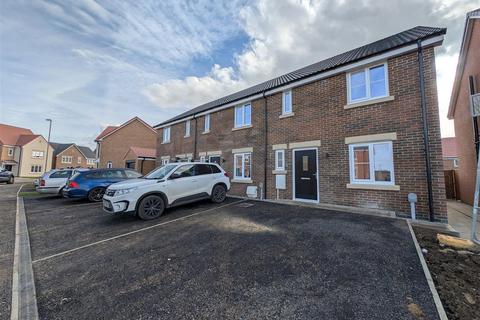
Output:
[[275, 150, 285, 170], [107, 161, 113, 168], [348, 141, 394, 184], [234, 153, 251, 180], [31, 165, 42, 173], [62, 156, 72, 164], [161, 159, 169, 165]]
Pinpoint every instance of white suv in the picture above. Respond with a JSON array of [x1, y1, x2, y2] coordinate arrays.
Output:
[[102, 162, 231, 220]]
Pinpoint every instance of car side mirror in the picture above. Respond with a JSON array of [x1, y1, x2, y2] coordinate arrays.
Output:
[[169, 172, 181, 180]]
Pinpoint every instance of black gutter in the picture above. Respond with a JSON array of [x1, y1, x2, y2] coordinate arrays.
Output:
[[417, 40, 435, 222], [193, 116, 198, 160], [263, 91, 268, 200]]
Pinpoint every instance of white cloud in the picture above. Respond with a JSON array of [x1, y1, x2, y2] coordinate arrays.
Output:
[[145, 0, 479, 136]]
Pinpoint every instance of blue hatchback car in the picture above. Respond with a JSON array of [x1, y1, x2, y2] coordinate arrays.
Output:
[[63, 168, 143, 202]]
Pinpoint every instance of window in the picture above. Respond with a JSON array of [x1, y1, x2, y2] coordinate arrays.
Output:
[[204, 114, 210, 133], [105, 170, 124, 178], [199, 156, 206, 162], [32, 151, 44, 158], [275, 150, 285, 171], [453, 159, 459, 168], [209, 156, 221, 165], [161, 158, 169, 165], [349, 141, 394, 185], [7, 148, 13, 156], [107, 161, 113, 168], [50, 170, 71, 179], [282, 90, 292, 115], [162, 127, 171, 143], [172, 164, 195, 178], [234, 103, 252, 128], [348, 63, 388, 103], [185, 120, 191, 137], [87, 158, 95, 165], [234, 153, 251, 180], [77, 157, 82, 164], [30, 165, 42, 173], [195, 164, 212, 175], [125, 170, 142, 178], [61, 156, 72, 163], [210, 165, 221, 173]]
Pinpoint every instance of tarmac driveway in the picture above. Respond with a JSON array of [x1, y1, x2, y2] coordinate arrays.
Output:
[[23, 196, 438, 319]]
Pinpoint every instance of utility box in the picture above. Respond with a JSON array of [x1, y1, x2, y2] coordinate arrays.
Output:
[[275, 175, 286, 190]]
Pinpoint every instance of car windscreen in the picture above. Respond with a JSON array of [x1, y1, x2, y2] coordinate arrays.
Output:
[[143, 164, 177, 179]]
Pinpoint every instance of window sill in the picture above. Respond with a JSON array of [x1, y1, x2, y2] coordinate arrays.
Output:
[[161, 141, 170, 144], [344, 95, 395, 109], [184, 135, 190, 138], [232, 125, 252, 131], [232, 179, 253, 184], [202, 131, 210, 135], [272, 170, 287, 174], [346, 183, 400, 191], [279, 112, 294, 119]]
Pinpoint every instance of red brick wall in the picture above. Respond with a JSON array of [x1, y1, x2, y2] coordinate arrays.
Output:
[[156, 47, 447, 221], [452, 20, 480, 206]]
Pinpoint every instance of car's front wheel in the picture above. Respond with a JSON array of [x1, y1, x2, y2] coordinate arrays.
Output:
[[137, 195, 165, 220], [7, 176, 14, 184], [211, 184, 227, 203], [88, 187, 105, 202]]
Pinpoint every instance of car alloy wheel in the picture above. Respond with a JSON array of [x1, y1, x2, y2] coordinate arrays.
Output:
[[211, 185, 226, 203], [138, 195, 164, 220], [88, 188, 105, 202], [8, 176, 14, 184]]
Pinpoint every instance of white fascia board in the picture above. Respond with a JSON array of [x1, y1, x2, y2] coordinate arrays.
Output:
[[157, 35, 444, 127]]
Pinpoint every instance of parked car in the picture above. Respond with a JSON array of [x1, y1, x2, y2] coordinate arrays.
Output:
[[36, 168, 89, 195], [102, 162, 230, 220], [0, 168, 14, 184], [63, 168, 143, 202]]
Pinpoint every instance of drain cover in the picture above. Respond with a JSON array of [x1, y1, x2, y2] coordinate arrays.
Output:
[[236, 202, 254, 208]]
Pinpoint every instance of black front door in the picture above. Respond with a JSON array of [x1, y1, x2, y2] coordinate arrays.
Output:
[[294, 149, 318, 201]]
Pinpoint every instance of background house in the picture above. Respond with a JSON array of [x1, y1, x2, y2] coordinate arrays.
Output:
[[123, 146, 156, 175], [442, 137, 459, 200], [51, 143, 96, 169], [447, 9, 480, 206], [0, 123, 53, 177], [95, 117, 157, 171]]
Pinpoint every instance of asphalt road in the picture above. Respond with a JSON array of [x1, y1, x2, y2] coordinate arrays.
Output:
[[20, 195, 439, 320]]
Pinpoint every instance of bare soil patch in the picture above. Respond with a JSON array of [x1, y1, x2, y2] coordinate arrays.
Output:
[[413, 227, 480, 320]]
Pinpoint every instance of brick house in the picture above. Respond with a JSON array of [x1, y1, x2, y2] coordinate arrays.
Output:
[[0, 123, 54, 177], [155, 26, 447, 221], [441, 137, 459, 171], [447, 9, 480, 206], [50, 143, 96, 169], [95, 117, 157, 171], [123, 146, 157, 175]]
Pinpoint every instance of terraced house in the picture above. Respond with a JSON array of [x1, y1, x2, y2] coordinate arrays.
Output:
[[155, 26, 448, 222]]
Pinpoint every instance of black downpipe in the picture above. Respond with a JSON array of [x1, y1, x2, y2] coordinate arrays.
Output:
[[417, 40, 435, 222], [263, 91, 268, 199], [193, 117, 198, 160]]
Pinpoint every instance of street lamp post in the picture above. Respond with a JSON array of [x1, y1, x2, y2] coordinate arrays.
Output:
[[44, 119, 52, 174]]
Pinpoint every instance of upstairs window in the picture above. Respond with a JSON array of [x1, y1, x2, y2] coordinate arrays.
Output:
[[348, 141, 394, 185], [234, 103, 252, 128], [204, 114, 210, 133], [348, 63, 388, 103], [61, 156, 72, 163], [282, 90, 292, 115], [185, 120, 191, 137], [32, 151, 44, 158], [162, 127, 171, 143]]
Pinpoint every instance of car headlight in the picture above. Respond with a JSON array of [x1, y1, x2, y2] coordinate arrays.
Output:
[[113, 187, 138, 196]]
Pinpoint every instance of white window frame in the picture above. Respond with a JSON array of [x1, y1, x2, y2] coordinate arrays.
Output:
[[234, 103, 252, 128], [200, 156, 206, 162], [233, 153, 252, 180], [162, 127, 171, 143], [87, 158, 95, 165], [282, 90, 292, 115], [347, 62, 389, 104], [61, 156, 72, 164], [204, 114, 210, 133], [348, 141, 395, 185], [107, 161, 113, 168], [453, 159, 459, 168], [275, 150, 285, 171], [161, 158, 169, 165], [7, 148, 13, 156], [77, 156, 82, 164], [32, 150, 44, 158], [185, 120, 191, 137], [30, 165, 42, 173]]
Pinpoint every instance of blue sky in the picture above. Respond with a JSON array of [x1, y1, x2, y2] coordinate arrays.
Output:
[[0, 0, 478, 148]]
